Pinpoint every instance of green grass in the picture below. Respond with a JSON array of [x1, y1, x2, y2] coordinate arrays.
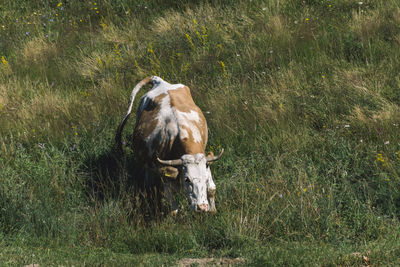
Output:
[[1, 0, 400, 265]]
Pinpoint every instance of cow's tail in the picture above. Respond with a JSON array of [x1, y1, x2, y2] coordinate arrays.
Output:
[[115, 76, 153, 152]]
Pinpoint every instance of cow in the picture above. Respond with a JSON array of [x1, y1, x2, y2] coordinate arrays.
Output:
[[116, 76, 223, 213]]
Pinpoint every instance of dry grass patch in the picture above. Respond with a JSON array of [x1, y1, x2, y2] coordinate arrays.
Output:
[[371, 104, 400, 123], [77, 51, 111, 80], [0, 84, 8, 111], [348, 99, 399, 134], [265, 15, 287, 36], [27, 90, 63, 120], [101, 19, 142, 46], [22, 35, 57, 64], [351, 10, 382, 42], [336, 69, 389, 105], [153, 11, 185, 35], [351, 8, 400, 42]]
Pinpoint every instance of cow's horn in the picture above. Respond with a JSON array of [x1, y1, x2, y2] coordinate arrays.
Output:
[[206, 148, 224, 162], [157, 157, 183, 166]]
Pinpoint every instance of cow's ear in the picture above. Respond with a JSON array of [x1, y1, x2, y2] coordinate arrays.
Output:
[[159, 166, 179, 179], [206, 152, 214, 166]]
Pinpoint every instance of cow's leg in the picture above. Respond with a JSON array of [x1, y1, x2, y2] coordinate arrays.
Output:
[[206, 167, 217, 213], [164, 184, 178, 215]]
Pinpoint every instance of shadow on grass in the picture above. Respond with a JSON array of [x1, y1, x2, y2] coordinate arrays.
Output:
[[83, 145, 167, 222]]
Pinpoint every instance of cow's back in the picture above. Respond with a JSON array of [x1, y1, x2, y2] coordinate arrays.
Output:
[[132, 81, 207, 165], [133, 83, 207, 162]]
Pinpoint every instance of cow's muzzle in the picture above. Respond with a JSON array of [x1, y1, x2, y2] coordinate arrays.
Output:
[[195, 203, 209, 212]]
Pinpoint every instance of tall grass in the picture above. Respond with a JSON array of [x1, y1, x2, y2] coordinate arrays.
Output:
[[1, 0, 400, 265]]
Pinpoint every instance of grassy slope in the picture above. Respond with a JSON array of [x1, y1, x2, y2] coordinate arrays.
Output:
[[1, 0, 400, 265]]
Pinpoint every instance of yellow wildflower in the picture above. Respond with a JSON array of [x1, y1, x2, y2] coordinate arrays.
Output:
[[185, 33, 194, 48], [377, 153, 389, 167], [57, 2, 62, 7], [1, 56, 8, 66], [148, 44, 154, 54], [220, 61, 226, 77], [96, 57, 103, 67]]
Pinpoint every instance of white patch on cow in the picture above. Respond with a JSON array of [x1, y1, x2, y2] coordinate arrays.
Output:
[[189, 125, 202, 143], [177, 110, 200, 122], [175, 110, 203, 143], [146, 76, 184, 100]]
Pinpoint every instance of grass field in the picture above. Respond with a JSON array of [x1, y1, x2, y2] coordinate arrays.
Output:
[[1, 0, 400, 265]]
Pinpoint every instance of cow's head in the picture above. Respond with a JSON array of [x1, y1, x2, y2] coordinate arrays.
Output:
[[157, 149, 223, 212]]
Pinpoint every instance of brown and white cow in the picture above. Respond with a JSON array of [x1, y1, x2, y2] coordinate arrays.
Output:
[[116, 76, 223, 213]]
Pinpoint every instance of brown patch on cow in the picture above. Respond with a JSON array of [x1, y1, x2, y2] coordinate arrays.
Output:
[[178, 124, 204, 154], [169, 86, 196, 113]]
